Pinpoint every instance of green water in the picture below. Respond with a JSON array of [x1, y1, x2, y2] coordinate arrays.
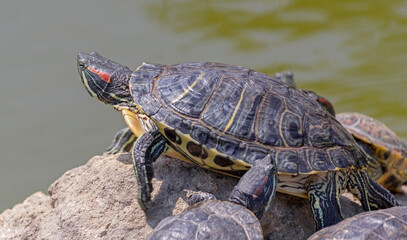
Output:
[[0, 0, 406, 212]]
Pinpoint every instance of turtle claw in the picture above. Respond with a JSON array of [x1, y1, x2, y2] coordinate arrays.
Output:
[[107, 128, 137, 154]]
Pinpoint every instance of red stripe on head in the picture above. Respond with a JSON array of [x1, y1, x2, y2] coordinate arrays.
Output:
[[317, 97, 329, 105], [252, 176, 268, 199], [88, 67, 111, 83]]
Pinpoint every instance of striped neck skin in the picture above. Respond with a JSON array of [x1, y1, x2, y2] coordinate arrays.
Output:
[[77, 52, 134, 109]]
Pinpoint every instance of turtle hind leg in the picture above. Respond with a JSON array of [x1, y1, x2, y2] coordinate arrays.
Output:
[[132, 129, 168, 210], [347, 170, 399, 211], [305, 171, 345, 231], [107, 127, 137, 154]]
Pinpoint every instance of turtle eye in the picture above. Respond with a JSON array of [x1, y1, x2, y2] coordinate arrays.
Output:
[[78, 61, 86, 71]]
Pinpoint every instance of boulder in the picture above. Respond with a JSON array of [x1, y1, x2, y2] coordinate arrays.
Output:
[[1, 154, 405, 239]]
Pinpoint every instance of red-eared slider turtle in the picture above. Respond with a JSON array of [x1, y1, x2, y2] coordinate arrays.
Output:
[[337, 112, 407, 193], [148, 155, 276, 240], [77, 52, 398, 230], [308, 206, 407, 240]]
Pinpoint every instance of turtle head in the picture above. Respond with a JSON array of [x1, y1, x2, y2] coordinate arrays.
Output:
[[77, 52, 133, 109], [302, 90, 336, 117]]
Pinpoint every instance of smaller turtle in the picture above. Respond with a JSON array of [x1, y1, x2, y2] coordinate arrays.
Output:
[[337, 112, 407, 193], [308, 206, 407, 240], [147, 155, 277, 240]]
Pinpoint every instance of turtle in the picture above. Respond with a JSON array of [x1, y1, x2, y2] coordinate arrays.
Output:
[[147, 154, 277, 240], [308, 206, 407, 240], [337, 112, 407, 193], [275, 72, 407, 193], [77, 52, 398, 230]]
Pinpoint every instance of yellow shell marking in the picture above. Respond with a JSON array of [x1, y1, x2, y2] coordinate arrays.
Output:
[[170, 72, 202, 105], [224, 85, 246, 132], [154, 120, 251, 172], [122, 109, 192, 163]]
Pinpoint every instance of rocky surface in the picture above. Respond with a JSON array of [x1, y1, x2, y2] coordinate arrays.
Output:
[[1, 153, 406, 240]]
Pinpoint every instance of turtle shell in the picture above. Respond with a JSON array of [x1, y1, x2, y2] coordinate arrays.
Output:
[[337, 112, 407, 191], [308, 206, 407, 240], [147, 200, 263, 240], [129, 62, 367, 176], [337, 113, 407, 157]]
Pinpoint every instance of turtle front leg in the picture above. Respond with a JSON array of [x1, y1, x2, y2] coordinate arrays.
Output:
[[306, 171, 345, 230], [107, 127, 137, 154], [132, 129, 168, 210], [228, 154, 278, 219]]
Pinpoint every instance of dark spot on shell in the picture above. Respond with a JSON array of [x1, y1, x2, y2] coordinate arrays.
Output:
[[187, 141, 202, 157], [164, 128, 182, 145], [214, 155, 234, 167], [201, 148, 208, 159]]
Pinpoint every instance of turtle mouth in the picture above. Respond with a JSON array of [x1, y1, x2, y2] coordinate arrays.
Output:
[[115, 105, 133, 112]]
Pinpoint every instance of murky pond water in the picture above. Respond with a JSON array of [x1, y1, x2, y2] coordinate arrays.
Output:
[[1, 0, 406, 212]]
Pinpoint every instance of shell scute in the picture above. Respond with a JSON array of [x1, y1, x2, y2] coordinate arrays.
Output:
[[230, 142, 247, 161], [280, 110, 304, 147], [307, 149, 330, 172], [190, 124, 210, 145], [216, 135, 239, 156], [201, 76, 245, 132], [304, 114, 337, 148], [327, 148, 350, 169], [276, 150, 299, 174], [153, 107, 170, 122], [158, 71, 214, 117], [163, 110, 183, 129], [220, 81, 264, 141], [271, 84, 291, 98], [241, 145, 269, 166], [256, 93, 285, 146], [139, 93, 162, 115], [178, 119, 192, 134]]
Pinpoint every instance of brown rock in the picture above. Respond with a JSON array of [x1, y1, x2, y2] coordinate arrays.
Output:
[[0, 154, 404, 239]]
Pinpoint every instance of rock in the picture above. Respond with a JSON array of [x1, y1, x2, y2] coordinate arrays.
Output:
[[0, 192, 50, 239], [0, 154, 405, 240]]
